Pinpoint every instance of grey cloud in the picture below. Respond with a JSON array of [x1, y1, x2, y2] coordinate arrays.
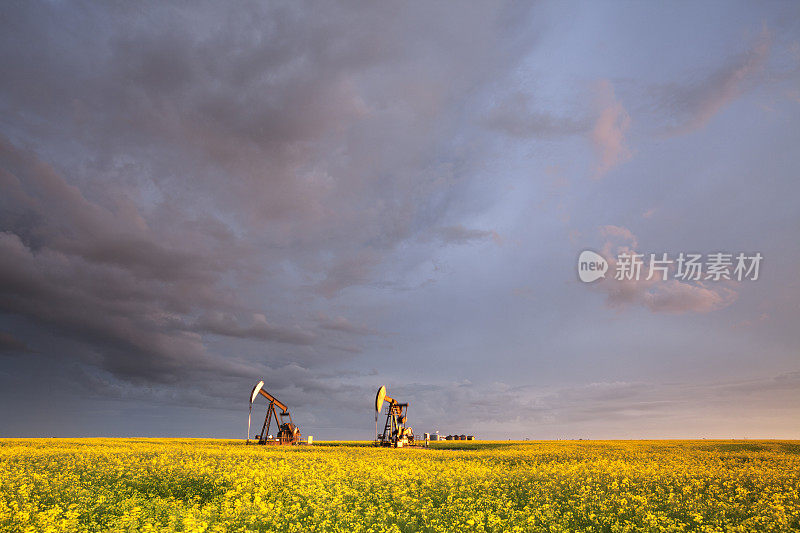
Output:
[[0, 138, 278, 382], [317, 314, 377, 336], [484, 92, 589, 138], [65, 365, 800, 438], [64, 238, 207, 283], [484, 85, 632, 179], [30, 1, 530, 289], [314, 249, 384, 298], [0, 332, 30, 353], [0, 1, 538, 392], [434, 225, 501, 245], [0, 1, 535, 258], [195, 313, 317, 346], [398, 372, 800, 438], [653, 29, 770, 135], [326, 344, 365, 355]]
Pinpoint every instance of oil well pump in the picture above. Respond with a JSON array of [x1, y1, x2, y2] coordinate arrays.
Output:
[[375, 385, 415, 447], [247, 380, 301, 445]]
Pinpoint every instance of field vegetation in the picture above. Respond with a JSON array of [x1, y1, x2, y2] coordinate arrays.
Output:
[[2, 439, 799, 532]]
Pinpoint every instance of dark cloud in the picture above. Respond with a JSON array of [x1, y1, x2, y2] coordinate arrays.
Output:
[[0, 332, 30, 353], [0, 136, 258, 381], [0, 2, 537, 392], [194, 312, 317, 346]]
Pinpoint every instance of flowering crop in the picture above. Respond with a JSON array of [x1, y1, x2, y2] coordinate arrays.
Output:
[[1, 439, 799, 532]]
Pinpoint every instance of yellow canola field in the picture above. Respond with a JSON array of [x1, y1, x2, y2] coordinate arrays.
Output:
[[1, 439, 799, 532]]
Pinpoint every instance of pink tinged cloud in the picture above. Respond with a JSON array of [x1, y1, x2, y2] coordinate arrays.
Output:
[[642, 281, 736, 314], [663, 28, 770, 135], [599, 224, 638, 249], [594, 225, 737, 314], [642, 207, 657, 219], [591, 80, 632, 179]]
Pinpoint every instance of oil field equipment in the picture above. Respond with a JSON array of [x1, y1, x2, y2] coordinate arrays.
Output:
[[374, 385, 415, 447], [248, 380, 301, 445]]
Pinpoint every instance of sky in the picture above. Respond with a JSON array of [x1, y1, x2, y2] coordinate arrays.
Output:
[[1, 1, 799, 440]]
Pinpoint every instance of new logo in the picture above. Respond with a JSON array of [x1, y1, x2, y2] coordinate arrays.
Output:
[[578, 250, 608, 283]]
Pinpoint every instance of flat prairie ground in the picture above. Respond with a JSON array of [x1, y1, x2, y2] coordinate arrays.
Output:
[[1, 439, 799, 532]]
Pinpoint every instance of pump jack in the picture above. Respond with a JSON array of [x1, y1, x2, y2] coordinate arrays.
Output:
[[247, 381, 301, 445], [375, 385, 415, 447]]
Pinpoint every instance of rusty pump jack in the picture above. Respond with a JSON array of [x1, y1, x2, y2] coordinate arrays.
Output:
[[248, 380, 301, 445], [375, 385, 414, 447]]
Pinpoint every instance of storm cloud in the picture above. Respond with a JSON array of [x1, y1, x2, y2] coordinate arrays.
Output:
[[1, 1, 799, 439]]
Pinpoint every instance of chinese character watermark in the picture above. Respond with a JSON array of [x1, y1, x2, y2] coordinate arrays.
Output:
[[578, 251, 762, 283]]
